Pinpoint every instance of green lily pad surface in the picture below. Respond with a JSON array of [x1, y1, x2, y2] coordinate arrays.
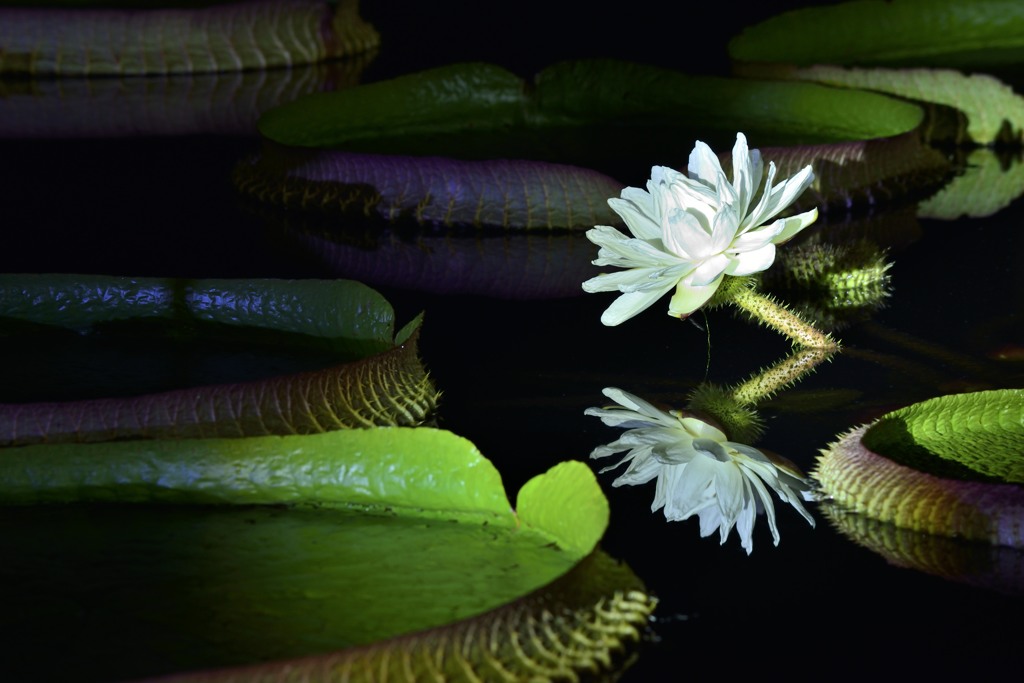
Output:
[[729, 0, 1024, 70], [730, 1, 1024, 145], [0, 429, 639, 681], [259, 59, 925, 150], [0, 275, 438, 444], [244, 59, 934, 227], [814, 389, 1024, 547], [736, 64, 1024, 145], [861, 390, 1024, 483]]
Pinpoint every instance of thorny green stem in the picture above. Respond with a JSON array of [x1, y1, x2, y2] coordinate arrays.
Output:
[[716, 276, 839, 350], [731, 346, 835, 407]]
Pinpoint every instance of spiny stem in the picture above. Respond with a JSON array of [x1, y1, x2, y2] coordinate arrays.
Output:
[[716, 276, 839, 350], [731, 346, 835, 406]]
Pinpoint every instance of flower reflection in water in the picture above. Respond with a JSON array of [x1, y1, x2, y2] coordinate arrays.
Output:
[[586, 387, 815, 554]]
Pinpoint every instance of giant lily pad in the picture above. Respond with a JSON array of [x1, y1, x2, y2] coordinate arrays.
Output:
[[730, 1, 1024, 145], [728, 0, 1024, 71], [0, 430, 654, 681], [814, 389, 1024, 547], [0, 275, 437, 444], [0, 0, 379, 76], [734, 64, 1024, 145], [242, 59, 938, 229]]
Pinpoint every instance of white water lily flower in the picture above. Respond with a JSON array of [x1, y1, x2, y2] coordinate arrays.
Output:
[[585, 387, 815, 554], [582, 133, 818, 326]]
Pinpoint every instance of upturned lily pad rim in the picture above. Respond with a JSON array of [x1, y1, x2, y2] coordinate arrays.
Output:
[[813, 389, 1024, 547]]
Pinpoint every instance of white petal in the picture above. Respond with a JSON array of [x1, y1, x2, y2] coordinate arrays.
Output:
[[585, 226, 678, 269], [599, 387, 678, 424], [687, 254, 731, 286], [678, 416, 728, 441], [666, 275, 722, 319], [770, 207, 819, 245], [730, 224, 783, 252], [613, 453, 663, 486], [599, 286, 675, 326], [697, 505, 730, 539], [731, 133, 752, 211], [745, 471, 781, 546], [708, 204, 741, 254], [608, 193, 660, 241], [749, 164, 815, 229], [734, 497, 757, 554], [687, 140, 725, 188], [663, 208, 712, 260], [670, 455, 718, 517], [723, 243, 776, 277]]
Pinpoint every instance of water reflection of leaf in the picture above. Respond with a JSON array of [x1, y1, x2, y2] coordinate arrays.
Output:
[[822, 504, 1024, 597], [919, 147, 1024, 219], [0, 0, 379, 76], [0, 59, 375, 138], [267, 218, 604, 299]]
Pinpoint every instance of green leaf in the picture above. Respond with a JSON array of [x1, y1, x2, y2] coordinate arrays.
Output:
[[739, 65, 1024, 145], [0, 276, 438, 444], [532, 59, 925, 146], [258, 61, 526, 148], [728, 0, 1024, 71], [862, 390, 1024, 483], [248, 59, 936, 225], [814, 389, 1024, 546], [260, 59, 926, 150], [516, 459, 610, 557], [0, 431, 642, 681], [0, 427, 511, 512], [0, 274, 395, 348]]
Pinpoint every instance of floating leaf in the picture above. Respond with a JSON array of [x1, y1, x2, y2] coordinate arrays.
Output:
[[0, 0, 379, 76], [260, 59, 926, 150], [814, 389, 1024, 547], [257, 61, 525, 150], [0, 274, 394, 347], [0, 276, 437, 444], [235, 148, 626, 230], [733, 132, 951, 215], [248, 59, 936, 227], [736, 65, 1024, 145], [728, 0, 1024, 71], [0, 435, 651, 682], [531, 59, 926, 147]]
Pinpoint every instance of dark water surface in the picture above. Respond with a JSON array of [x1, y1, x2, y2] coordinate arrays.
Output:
[[2, 2, 1023, 681]]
